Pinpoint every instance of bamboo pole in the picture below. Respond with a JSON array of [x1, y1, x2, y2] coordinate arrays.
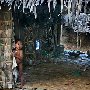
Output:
[[60, 25, 63, 44], [76, 0, 80, 50], [68, 0, 71, 24], [84, 0, 87, 14], [77, 31, 79, 50], [80, 37, 81, 48], [60, 0, 63, 45]]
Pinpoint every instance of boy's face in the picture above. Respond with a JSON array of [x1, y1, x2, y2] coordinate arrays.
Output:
[[15, 41, 20, 49], [15, 41, 22, 49]]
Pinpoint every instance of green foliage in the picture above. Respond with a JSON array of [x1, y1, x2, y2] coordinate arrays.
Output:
[[41, 50, 49, 57]]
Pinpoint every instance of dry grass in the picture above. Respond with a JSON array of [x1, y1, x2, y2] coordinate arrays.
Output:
[[23, 62, 90, 90]]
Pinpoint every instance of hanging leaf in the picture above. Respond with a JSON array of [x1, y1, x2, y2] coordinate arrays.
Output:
[[41, 0, 44, 4], [53, 0, 57, 10], [36, 0, 40, 6], [48, 0, 52, 13]]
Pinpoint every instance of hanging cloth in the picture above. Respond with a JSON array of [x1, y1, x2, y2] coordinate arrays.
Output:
[[12, 56, 17, 70]]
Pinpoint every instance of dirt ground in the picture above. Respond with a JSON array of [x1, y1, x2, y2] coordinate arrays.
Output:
[[23, 62, 90, 90]]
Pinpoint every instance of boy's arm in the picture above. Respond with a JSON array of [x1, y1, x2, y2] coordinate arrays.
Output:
[[20, 50, 23, 60], [15, 50, 23, 60]]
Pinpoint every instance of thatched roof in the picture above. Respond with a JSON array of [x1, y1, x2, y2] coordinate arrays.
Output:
[[0, 0, 57, 18]]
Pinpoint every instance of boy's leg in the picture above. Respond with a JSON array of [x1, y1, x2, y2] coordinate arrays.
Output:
[[18, 63, 24, 88]]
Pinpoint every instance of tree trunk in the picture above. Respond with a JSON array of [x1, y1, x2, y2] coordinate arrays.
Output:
[[0, 6, 13, 88]]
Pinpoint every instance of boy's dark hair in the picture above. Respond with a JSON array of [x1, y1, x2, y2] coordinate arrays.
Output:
[[14, 36, 21, 44], [15, 38, 21, 44], [15, 38, 23, 49]]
